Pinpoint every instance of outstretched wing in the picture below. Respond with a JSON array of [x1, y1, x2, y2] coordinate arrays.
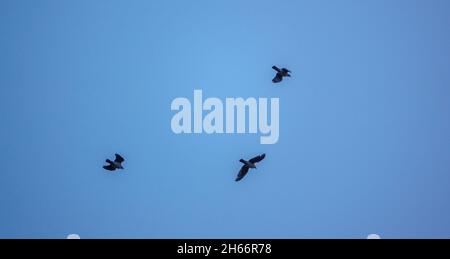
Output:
[[249, 153, 266, 164], [103, 165, 116, 171], [272, 74, 282, 83], [114, 154, 124, 163], [272, 66, 281, 72], [235, 165, 250, 181]]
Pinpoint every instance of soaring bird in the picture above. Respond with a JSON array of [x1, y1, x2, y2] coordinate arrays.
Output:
[[235, 153, 266, 181], [272, 66, 291, 83], [103, 154, 125, 171]]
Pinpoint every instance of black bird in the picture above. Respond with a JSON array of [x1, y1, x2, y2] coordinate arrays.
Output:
[[103, 154, 125, 171], [235, 153, 266, 181], [272, 66, 291, 83]]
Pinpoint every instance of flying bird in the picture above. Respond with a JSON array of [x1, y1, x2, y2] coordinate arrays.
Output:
[[103, 153, 125, 171], [235, 153, 266, 181], [272, 66, 291, 83]]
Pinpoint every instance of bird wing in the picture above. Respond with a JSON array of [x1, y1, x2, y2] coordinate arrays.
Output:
[[272, 74, 282, 83], [235, 165, 250, 181], [103, 165, 116, 171], [114, 154, 124, 163], [249, 153, 266, 164], [272, 66, 281, 72]]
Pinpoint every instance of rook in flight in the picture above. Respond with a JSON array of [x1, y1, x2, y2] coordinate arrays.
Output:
[[235, 153, 266, 181], [272, 66, 291, 83], [103, 154, 125, 171]]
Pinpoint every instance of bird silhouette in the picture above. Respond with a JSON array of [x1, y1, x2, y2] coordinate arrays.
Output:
[[272, 66, 291, 83], [235, 153, 266, 181], [103, 154, 125, 171]]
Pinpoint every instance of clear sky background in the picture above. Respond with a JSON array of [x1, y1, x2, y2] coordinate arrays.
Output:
[[1, 0, 450, 238]]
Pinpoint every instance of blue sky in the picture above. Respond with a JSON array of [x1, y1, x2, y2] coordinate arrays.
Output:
[[1, 0, 450, 238]]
